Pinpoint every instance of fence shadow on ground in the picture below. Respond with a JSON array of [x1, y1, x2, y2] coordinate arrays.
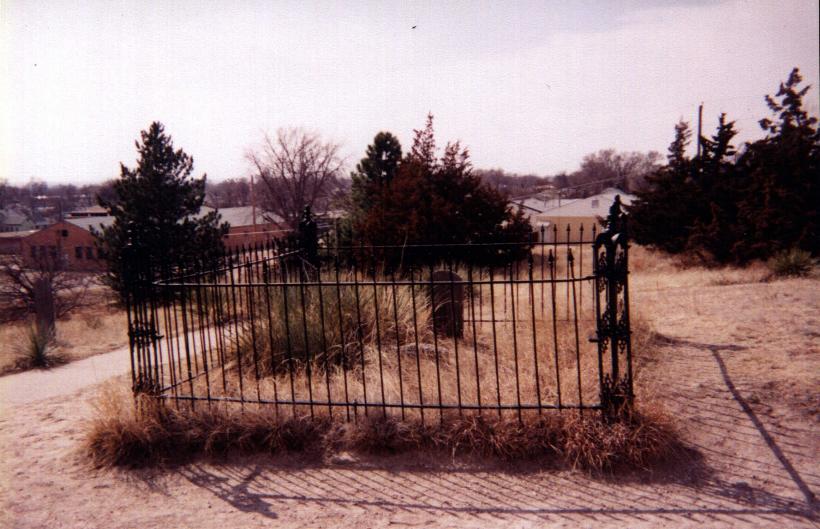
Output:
[[173, 451, 814, 526], [159, 332, 819, 527]]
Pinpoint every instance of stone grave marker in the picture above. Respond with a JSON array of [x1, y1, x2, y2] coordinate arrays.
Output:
[[431, 270, 464, 338]]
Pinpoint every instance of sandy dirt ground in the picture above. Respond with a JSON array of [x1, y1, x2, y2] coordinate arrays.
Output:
[[0, 274, 818, 528]]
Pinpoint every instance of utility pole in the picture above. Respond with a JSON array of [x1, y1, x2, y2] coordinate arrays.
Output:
[[250, 172, 257, 231], [696, 102, 703, 170]]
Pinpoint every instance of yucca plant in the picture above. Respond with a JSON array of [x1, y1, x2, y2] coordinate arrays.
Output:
[[769, 248, 814, 277], [15, 325, 64, 370]]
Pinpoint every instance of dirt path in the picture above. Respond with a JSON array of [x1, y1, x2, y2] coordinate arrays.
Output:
[[1, 278, 818, 528], [0, 345, 131, 407]]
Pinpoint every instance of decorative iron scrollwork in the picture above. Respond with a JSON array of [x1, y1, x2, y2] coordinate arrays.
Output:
[[129, 321, 163, 346], [592, 195, 633, 417]]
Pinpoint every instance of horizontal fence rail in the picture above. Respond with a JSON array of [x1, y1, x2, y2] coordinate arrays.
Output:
[[127, 201, 633, 423]]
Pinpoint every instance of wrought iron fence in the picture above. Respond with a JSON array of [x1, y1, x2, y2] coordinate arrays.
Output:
[[126, 198, 633, 422]]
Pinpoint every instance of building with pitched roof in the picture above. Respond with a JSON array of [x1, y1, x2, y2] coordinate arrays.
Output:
[[534, 188, 634, 242]]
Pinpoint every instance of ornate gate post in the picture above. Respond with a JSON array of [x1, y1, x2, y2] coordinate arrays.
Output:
[[593, 196, 633, 417]]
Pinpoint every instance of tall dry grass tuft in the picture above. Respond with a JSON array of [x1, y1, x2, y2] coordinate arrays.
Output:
[[561, 404, 683, 472], [85, 386, 685, 472], [85, 384, 334, 467], [231, 273, 431, 376]]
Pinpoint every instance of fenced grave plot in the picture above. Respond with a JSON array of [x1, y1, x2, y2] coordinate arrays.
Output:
[[126, 198, 633, 424]]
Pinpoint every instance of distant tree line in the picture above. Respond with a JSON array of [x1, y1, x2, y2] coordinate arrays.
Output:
[[553, 149, 662, 198], [0, 179, 117, 222], [206, 178, 252, 208], [629, 68, 819, 263], [472, 169, 552, 198]]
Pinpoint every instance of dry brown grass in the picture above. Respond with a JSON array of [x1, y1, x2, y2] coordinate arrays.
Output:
[[0, 287, 127, 375], [85, 383, 684, 472], [186, 278, 607, 423], [629, 245, 772, 289]]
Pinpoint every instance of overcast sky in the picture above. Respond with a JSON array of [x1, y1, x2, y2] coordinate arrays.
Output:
[[1, 0, 818, 185]]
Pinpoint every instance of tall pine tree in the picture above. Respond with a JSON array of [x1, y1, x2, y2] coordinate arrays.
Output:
[[686, 114, 743, 261], [629, 121, 700, 253], [734, 68, 819, 260], [350, 131, 402, 219], [96, 122, 227, 301]]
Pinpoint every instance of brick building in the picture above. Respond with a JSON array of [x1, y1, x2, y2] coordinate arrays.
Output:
[[21, 217, 111, 271], [0, 230, 38, 255], [19, 206, 288, 270], [217, 206, 289, 250]]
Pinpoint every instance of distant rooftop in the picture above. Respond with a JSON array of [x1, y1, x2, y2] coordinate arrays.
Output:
[[536, 188, 634, 219], [0, 207, 29, 226], [65, 216, 115, 232], [214, 206, 283, 227], [67, 205, 108, 218], [0, 229, 38, 239], [514, 196, 578, 214]]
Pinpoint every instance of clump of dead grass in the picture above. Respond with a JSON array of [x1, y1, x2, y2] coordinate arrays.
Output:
[[85, 386, 686, 473], [231, 273, 432, 376], [85, 385, 334, 467], [561, 403, 682, 472]]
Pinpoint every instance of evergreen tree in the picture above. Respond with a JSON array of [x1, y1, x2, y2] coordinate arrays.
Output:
[[356, 115, 531, 266], [96, 122, 228, 301], [620, 68, 818, 263], [629, 121, 699, 253], [350, 131, 402, 218], [409, 113, 437, 171], [734, 68, 819, 260], [686, 114, 743, 262]]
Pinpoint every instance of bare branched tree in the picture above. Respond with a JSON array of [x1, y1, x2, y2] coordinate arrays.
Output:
[[0, 255, 93, 332], [563, 149, 663, 196], [247, 128, 345, 229]]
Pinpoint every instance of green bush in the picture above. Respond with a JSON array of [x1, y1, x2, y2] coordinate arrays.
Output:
[[768, 248, 814, 277]]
